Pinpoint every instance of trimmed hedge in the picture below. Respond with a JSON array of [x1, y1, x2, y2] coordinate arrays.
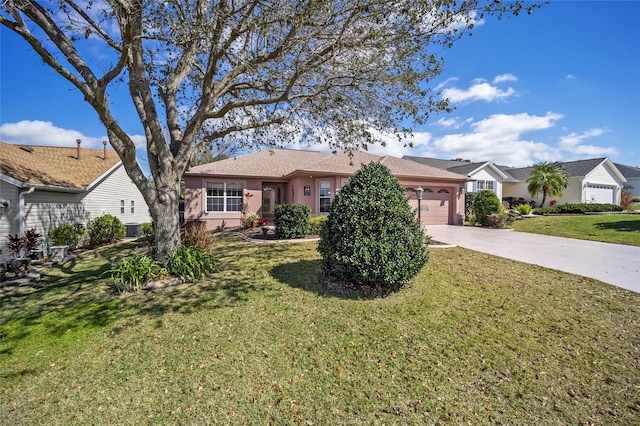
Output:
[[274, 204, 310, 239], [532, 203, 624, 215], [309, 215, 328, 235]]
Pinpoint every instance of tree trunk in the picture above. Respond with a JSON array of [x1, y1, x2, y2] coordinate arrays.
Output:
[[150, 175, 182, 264]]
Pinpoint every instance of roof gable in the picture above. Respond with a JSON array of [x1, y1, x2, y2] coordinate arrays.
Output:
[[0, 141, 121, 190]]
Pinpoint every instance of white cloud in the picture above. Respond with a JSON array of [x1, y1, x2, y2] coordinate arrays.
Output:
[[493, 73, 518, 84], [434, 116, 472, 130], [0, 120, 146, 150], [442, 82, 516, 103], [566, 74, 576, 80], [0, 120, 100, 148], [427, 112, 565, 166], [559, 128, 606, 148], [434, 77, 458, 91]]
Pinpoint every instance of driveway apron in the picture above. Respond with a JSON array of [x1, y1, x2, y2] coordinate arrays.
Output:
[[426, 225, 640, 294]]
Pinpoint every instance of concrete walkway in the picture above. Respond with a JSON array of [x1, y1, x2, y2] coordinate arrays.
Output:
[[426, 225, 640, 294]]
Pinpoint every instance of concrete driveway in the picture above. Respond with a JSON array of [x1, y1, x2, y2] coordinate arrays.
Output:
[[426, 225, 640, 294]]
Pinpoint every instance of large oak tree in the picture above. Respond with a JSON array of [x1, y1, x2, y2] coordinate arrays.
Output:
[[1, 0, 541, 261]]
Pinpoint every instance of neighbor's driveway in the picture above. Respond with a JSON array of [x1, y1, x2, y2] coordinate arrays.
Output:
[[426, 225, 640, 294]]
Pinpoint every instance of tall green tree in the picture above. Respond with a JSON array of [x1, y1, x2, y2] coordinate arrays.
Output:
[[527, 161, 569, 207], [1, 0, 543, 261]]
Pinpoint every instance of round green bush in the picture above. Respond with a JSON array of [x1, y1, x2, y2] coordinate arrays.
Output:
[[89, 214, 125, 247], [473, 190, 501, 226], [317, 162, 428, 294]]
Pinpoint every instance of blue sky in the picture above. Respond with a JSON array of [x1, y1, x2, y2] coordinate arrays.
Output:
[[1, 1, 638, 172]]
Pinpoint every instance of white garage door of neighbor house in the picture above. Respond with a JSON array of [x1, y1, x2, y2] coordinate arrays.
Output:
[[586, 184, 614, 204], [409, 189, 451, 225]]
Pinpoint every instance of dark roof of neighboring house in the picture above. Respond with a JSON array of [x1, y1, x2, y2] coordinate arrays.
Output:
[[615, 163, 640, 179], [403, 156, 474, 171], [0, 141, 120, 190], [500, 158, 609, 182], [186, 148, 467, 181]]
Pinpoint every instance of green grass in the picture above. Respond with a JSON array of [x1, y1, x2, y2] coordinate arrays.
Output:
[[512, 214, 640, 246], [1, 236, 639, 424]]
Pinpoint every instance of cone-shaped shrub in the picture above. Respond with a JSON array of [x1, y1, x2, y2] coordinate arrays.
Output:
[[318, 162, 428, 293]]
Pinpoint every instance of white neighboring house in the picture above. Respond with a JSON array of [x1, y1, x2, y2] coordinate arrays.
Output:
[[500, 158, 627, 206], [0, 141, 151, 262], [403, 156, 508, 200], [614, 163, 640, 199]]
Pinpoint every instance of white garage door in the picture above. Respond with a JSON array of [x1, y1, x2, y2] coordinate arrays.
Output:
[[409, 188, 451, 225], [586, 184, 614, 204]]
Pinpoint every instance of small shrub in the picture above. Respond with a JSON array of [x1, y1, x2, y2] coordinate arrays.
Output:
[[467, 213, 477, 225], [515, 204, 532, 215], [503, 197, 532, 209], [167, 245, 218, 282], [309, 215, 328, 235], [6, 229, 42, 256], [242, 213, 259, 229], [549, 199, 558, 207], [473, 190, 501, 226], [88, 214, 125, 247], [49, 223, 87, 249], [485, 212, 518, 229], [112, 255, 167, 293], [275, 204, 310, 239], [181, 219, 213, 251], [257, 218, 269, 227], [620, 189, 634, 210]]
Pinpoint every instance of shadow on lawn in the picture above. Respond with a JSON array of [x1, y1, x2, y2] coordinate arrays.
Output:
[[0, 241, 255, 353], [270, 259, 330, 296], [594, 218, 640, 233]]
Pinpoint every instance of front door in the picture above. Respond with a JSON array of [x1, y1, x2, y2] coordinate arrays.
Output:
[[262, 183, 284, 217]]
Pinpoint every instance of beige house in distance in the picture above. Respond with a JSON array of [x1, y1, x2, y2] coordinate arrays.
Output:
[[183, 148, 470, 230], [0, 141, 151, 260]]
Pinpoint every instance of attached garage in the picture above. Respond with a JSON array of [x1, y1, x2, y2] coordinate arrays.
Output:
[[586, 184, 615, 204], [408, 187, 452, 225]]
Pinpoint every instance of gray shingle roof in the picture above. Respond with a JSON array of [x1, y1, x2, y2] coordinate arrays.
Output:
[[615, 163, 640, 179], [501, 158, 609, 182]]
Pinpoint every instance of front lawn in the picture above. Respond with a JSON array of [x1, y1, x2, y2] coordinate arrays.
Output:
[[1, 235, 638, 424], [512, 214, 640, 246]]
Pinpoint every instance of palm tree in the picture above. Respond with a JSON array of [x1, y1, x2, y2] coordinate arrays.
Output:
[[527, 162, 569, 207]]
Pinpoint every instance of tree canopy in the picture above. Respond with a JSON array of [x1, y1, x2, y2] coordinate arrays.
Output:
[[527, 161, 569, 207], [1, 0, 543, 260]]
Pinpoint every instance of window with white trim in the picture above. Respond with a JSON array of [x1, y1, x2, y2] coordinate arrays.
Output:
[[206, 182, 243, 212], [319, 181, 331, 213], [131, 200, 135, 214], [120, 200, 125, 214], [476, 180, 495, 191]]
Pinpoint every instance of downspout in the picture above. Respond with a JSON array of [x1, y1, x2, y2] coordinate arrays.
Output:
[[19, 186, 35, 235]]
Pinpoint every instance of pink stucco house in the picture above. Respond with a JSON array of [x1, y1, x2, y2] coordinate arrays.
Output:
[[183, 149, 469, 230]]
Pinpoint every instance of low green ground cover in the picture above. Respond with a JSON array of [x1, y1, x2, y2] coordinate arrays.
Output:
[[1, 235, 638, 424], [512, 214, 640, 246]]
